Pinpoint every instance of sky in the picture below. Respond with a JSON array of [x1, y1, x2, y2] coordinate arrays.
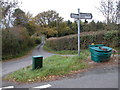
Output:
[[18, 0, 105, 22]]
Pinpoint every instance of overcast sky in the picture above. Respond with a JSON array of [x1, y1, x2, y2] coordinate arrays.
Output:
[[18, 0, 105, 22]]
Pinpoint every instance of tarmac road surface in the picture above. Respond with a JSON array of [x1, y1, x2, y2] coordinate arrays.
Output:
[[2, 43, 55, 76], [2, 65, 118, 88]]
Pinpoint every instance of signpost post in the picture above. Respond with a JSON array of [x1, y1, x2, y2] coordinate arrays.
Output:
[[70, 9, 92, 56], [78, 9, 80, 56]]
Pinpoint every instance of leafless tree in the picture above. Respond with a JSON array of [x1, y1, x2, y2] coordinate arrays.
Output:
[[116, 0, 120, 24], [0, 0, 19, 28], [98, 0, 118, 24]]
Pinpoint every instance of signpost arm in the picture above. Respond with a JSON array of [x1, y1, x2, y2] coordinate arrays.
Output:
[[78, 8, 80, 56]]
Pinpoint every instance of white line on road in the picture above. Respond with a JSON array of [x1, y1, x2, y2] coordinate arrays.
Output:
[[0, 86, 14, 90], [33, 84, 51, 89]]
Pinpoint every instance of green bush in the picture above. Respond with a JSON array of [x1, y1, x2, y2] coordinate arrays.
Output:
[[2, 26, 36, 60], [45, 30, 118, 51]]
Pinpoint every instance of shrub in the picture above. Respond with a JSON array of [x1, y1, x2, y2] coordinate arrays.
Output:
[[2, 26, 36, 60], [45, 30, 118, 51]]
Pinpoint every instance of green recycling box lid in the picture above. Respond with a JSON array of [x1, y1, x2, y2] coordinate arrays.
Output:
[[90, 46, 112, 52], [32, 55, 43, 58]]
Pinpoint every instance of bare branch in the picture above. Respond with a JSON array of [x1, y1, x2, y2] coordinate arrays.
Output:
[[97, 0, 118, 24]]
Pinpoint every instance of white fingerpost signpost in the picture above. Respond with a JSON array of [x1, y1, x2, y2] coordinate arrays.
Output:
[[70, 9, 92, 56]]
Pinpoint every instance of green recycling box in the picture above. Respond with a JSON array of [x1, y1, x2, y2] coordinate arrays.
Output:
[[89, 44, 112, 62], [32, 55, 43, 70]]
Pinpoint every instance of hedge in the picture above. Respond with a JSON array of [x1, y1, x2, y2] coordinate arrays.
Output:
[[2, 26, 36, 60], [45, 30, 119, 51]]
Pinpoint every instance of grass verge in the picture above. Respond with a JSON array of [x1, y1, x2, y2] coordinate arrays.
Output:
[[44, 45, 90, 55], [4, 51, 89, 83]]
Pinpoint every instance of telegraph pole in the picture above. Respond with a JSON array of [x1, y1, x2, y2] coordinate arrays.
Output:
[[77, 8, 80, 56]]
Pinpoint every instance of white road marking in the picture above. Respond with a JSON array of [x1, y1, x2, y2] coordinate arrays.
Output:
[[0, 86, 14, 90], [33, 84, 51, 89]]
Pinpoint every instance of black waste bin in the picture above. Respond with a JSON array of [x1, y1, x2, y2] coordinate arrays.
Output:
[[32, 55, 43, 70]]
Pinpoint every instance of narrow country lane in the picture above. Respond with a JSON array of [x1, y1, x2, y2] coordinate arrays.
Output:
[[2, 43, 55, 76]]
